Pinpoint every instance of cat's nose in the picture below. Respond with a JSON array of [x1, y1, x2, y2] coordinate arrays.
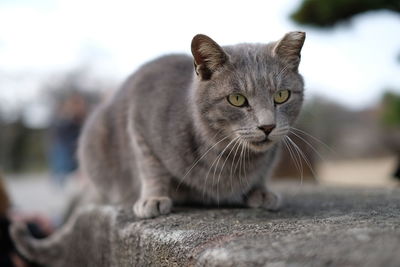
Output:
[[258, 124, 276, 136]]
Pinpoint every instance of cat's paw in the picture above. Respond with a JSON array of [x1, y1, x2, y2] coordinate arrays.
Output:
[[245, 188, 281, 211], [133, 196, 173, 218]]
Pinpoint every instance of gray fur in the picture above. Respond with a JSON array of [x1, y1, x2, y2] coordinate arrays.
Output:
[[11, 31, 306, 263], [78, 31, 305, 218]]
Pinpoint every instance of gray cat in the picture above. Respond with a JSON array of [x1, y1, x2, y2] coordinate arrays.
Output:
[[78, 31, 305, 218], [11, 31, 305, 265]]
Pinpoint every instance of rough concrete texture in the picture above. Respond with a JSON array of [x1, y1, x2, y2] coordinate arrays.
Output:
[[13, 184, 400, 266]]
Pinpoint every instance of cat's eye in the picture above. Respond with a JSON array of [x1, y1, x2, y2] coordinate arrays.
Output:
[[227, 94, 248, 107], [273, 89, 291, 104]]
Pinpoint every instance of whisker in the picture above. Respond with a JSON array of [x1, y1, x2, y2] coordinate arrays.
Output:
[[246, 141, 252, 188], [289, 130, 325, 161], [229, 136, 243, 194], [206, 136, 240, 203], [246, 140, 250, 165], [177, 133, 232, 191], [285, 136, 305, 184], [213, 137, 240, 199], [243, 141, 249, 186], [286, 136, 304, 184], [233, 141, 244, 193], [202, 136, 236, 199], [286, 136, 320, 183], [192, 129, 223, 156], [290, 127, 335, 154], [283, 137, 303, 183], [293, 138, 305, 184], [238, 140, 249, 187], [283, 137, 302, 174], [216, 137, 242, 204]]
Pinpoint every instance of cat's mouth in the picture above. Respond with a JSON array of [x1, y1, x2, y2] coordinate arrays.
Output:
[[251, 136, 271, 145], [236, 131, 275, 150]]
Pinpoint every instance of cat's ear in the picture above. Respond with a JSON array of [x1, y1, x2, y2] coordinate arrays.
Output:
[[191, 34, 228, 80], [272, 31, 305, 71]]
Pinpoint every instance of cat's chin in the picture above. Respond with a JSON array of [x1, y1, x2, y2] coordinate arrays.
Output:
[[248, 138, 276, 152]]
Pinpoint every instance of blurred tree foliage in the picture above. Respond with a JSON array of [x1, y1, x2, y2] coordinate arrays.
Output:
[[291, 0, 400, 27], [381, 91, 400, 127]]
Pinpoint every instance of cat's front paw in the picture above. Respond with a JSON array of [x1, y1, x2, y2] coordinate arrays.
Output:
[[133, 196, 173, 219], [245, 188, 281, 211]]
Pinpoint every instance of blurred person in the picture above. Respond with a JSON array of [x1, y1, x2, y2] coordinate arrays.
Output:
[[381, 92, 400, 182], [0, 176, 11, 215], [390, 140, 400, 182], [394, 157, 400, 180], [0, 174, 51, 267], [389, 130, 400, 182], [48, 92, 88, 186]]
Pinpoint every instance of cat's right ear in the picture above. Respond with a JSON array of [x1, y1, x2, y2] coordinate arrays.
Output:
[[191, 34, 228, 80]]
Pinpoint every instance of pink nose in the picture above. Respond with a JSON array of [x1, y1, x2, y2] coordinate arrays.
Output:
[[258, 124, 276, 136]]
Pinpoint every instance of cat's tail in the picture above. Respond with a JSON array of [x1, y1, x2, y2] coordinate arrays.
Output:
[[10, 185, 103, 266], [10, 221, 61, 265], [9, 203, 84, 266]]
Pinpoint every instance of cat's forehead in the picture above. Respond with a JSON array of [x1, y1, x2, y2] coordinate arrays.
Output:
[[223, 44, 293, 93], [224, 43, 275, 67]]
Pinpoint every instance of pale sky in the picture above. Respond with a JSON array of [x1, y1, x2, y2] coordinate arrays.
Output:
[[1, 0, 400, 126]]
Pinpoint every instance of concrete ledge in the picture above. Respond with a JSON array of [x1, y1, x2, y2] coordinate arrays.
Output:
[[12, 184, 400, 266]]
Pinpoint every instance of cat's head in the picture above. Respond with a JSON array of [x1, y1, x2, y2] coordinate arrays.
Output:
[[191, 32, 305, 153]]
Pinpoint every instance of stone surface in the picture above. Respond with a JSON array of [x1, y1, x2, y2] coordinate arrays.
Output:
[[12, 184, 400, 266]]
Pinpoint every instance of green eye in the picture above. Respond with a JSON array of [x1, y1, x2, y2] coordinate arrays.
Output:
[[228, 94, 247, 107], [274, 90, 291, 104]]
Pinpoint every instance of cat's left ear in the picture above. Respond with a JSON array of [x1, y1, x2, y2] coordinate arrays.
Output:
[[191, 34, 228, 80], [272, 31, 305, 71]]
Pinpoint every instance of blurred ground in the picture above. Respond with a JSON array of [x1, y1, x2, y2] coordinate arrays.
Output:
[[318, 157, 398, 187], [4, 173, 78, 224], [3, 157, 398, 222]]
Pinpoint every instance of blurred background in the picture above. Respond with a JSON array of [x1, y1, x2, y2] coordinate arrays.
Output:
[[0, 0, 399, 257]]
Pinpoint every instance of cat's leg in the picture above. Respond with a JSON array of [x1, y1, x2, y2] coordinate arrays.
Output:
[[131, 135, 173, 218], [244, 186, 281, 211], [244, 149, 282, 211], [133, 164, 173, 218]]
